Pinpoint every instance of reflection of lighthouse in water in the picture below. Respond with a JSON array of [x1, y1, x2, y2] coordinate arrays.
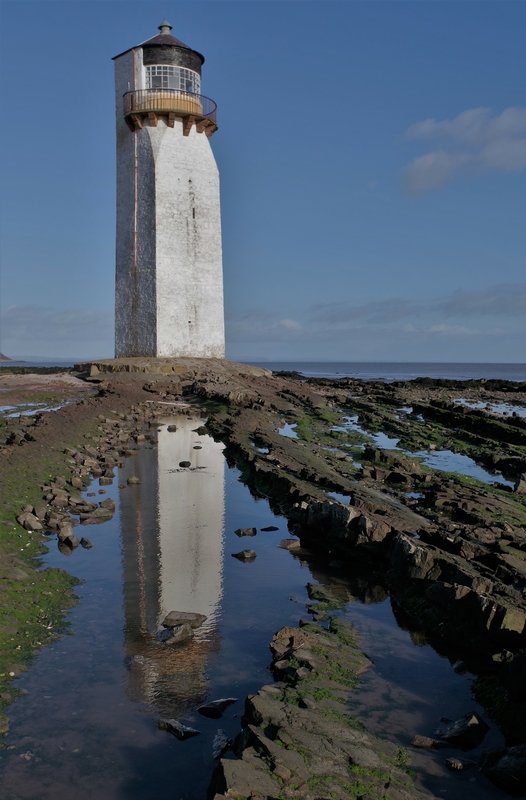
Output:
[[119, 416, 225, 716]]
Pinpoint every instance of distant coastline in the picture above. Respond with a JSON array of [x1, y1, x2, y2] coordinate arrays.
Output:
[[248, 361, 526, 382], [1, 358, 525, 383]]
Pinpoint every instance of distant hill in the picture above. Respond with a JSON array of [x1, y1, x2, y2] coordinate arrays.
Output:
[[0, 353, 11, 361]]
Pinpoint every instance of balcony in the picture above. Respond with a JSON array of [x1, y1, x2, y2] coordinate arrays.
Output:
[[123, 89, 218, 136]]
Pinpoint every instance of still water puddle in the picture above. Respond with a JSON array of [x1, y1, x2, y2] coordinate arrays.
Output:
[[336, 416, 514, 488], [0, 402, 67, 418], [454, 399, 526, 418], [0, 418, 504, 799], [277, 422, 298, 439]]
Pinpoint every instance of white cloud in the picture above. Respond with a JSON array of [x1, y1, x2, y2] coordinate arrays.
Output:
[[404, 106, 526, 191], [227, 311, 303, 343], [437, 284, 526, 317]]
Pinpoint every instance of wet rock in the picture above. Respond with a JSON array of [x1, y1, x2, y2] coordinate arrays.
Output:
[[162, 623, 193, 645], [279, 538, 302, 552], [232, 550, 257, 561], [234, 527, 257, 537], [99, 476, 113, 486], [179, 460, 191, 468], [158, 719, 199, 740], [260, 525, 279, 532], [198, 698, 237, 718], [127, 476, 140, 485], [436, 712, 489, 749], [411, 735, 440, 749], [167, 424, 177, 432], [99, 498, 116, 511], [446, 757, 466, 770], [212, 729, 231, 759], [80, 537, 93, 549], [161, 610, 207, 630], [482, 744, 526, 794], [57, 529, 79, 548], [79, 506, 113, 524], [58, 541, 74, 556]]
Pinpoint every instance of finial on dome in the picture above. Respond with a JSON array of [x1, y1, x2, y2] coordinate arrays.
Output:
[[158, 20, 173, 34]]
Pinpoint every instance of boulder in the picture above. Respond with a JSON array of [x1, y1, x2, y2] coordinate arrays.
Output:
[[232, 550, 257, 562], [80, 537, 93, 549], [161, 610, 207, 630], [436, 712, 489, 748], [162, 623, 193, 646], [197, 698, 237, 719], [16, 512, 43, 532], [411, 735, 440, 749], [234, 527, 257, 537], [179, 460, 191, 468], [390, 533, 438, 580]]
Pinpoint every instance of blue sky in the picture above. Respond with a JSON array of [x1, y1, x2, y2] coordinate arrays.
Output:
[[0, 0, 525, 362]]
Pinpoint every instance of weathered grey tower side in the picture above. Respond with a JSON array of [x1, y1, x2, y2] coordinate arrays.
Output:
[[113, 22, 225, 358]]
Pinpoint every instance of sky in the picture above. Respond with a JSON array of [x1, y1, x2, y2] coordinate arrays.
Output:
[[0, 0, 525, 362]]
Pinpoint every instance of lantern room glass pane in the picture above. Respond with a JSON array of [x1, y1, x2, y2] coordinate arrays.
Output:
[[146, 66, 201, 94]]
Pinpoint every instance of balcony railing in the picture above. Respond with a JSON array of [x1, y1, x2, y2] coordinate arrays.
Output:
[[123, 89, 217, 125]]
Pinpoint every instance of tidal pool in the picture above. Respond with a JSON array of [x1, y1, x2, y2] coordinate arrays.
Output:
[[277, 422, 298, 439], [0, 418, 505, 799], [337, 415, 515, 488]]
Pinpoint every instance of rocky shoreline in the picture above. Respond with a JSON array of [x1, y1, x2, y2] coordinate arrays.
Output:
[[1, 358, 526, 796]]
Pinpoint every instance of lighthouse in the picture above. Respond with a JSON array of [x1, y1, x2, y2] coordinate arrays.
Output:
[[113, 22, 225, 358]]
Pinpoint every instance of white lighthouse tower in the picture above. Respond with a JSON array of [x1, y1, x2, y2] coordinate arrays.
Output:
[[113, 22, 225, 358]]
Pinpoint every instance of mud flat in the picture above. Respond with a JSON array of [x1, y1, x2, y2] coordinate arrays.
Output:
[[1, 358, 526, 797]]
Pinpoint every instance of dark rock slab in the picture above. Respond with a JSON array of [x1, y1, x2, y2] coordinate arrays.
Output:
[[198, 698, 237, 719], [436, 712, 489, 749], [212, 729, 232, 759], [482, 743, 526, 793], [158, 719, 199, 740]]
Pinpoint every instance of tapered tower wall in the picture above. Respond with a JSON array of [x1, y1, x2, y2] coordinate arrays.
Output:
[[152, 119, 224, 357], [113, 31, 225, 358]]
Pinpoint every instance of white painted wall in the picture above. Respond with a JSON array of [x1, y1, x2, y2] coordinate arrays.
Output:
[[114, 47, 225, 358], [149, 119, 224, 357]]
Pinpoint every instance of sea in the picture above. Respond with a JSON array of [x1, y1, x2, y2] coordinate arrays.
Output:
[[249, 361, 526, 382], [1, 359, 525, 382]]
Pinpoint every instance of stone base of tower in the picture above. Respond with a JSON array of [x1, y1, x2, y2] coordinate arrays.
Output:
[[75, 357, 271, 380]]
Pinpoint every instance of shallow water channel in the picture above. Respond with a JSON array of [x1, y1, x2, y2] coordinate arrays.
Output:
[[0, 418, 506, 799]]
